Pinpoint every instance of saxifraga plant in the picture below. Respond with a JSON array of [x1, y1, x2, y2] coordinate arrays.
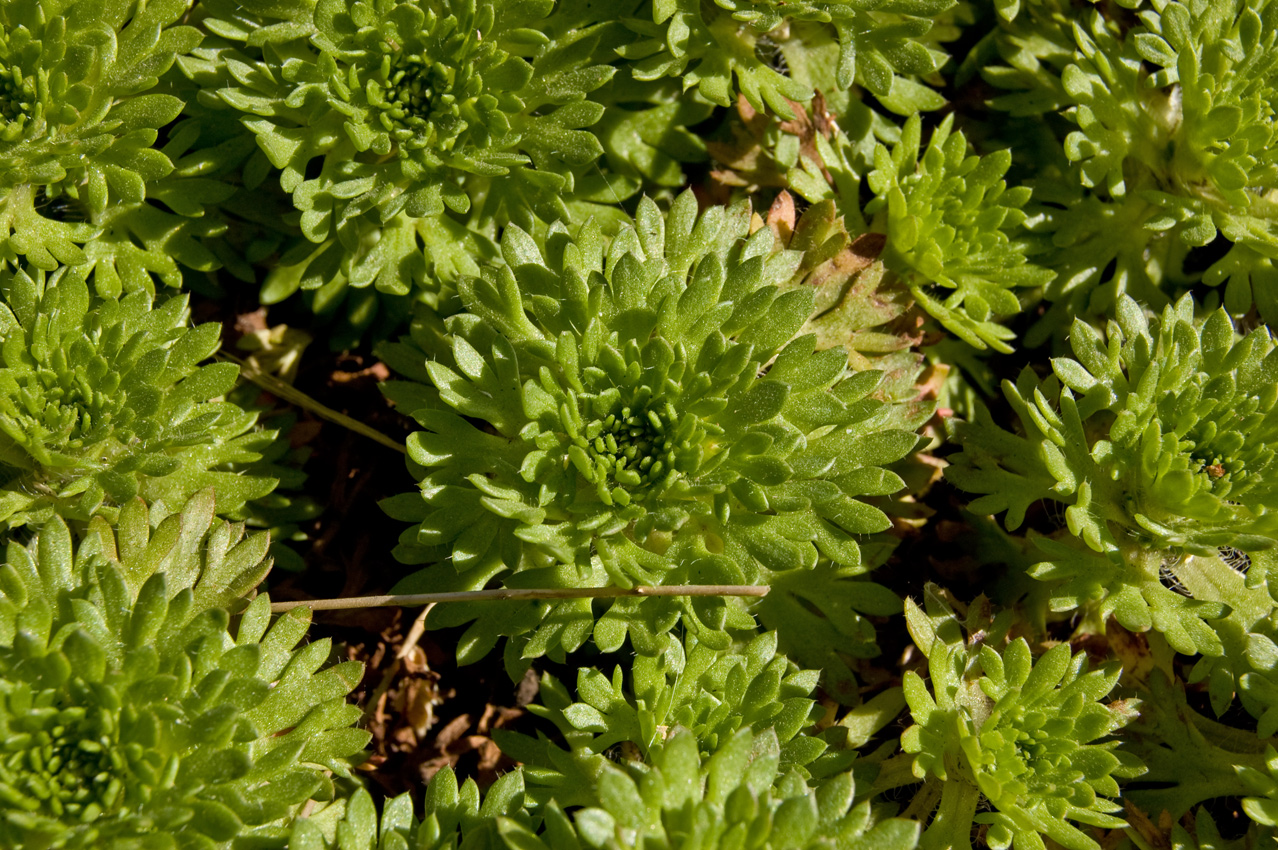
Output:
[[1060, 0, 1278, 321], [710, 103, 1052, 353], [377, 189, 927, 663], [494, 630, 834, 810], [863, 114, 1052, 353], [287, 769, 535, 850], [0, 0, 201, 277], [620, 0, 954, 118], [1121, 669, 1278, 838], [0, 265, 280, 529], [979, 0, 1278, 325], [0, 490, 369, 849], [947, 295, 1278, 656], [6, 4, 1274, 850], [204, 0, 623, 321], [289, 728, 922, 850], [896, 587, 1143, 850], [520, 727, 920, 850]]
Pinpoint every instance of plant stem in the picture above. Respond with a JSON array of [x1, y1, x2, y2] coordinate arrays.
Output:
[[269, 584, 770, 613], [220, 351, 406, 454], [870, 752, 925, 797], [923, 776, 982, 850]]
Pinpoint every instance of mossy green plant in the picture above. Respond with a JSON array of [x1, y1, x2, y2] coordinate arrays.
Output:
[[0, 266, 279, 529], [0, 491, 369, 848], [379, 190, 927, 661]]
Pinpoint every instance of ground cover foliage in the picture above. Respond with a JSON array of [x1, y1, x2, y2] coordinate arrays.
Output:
[[2, 0, 1278, 847]]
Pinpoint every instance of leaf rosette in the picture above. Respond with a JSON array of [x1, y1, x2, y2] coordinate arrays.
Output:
[[865, 114, 1052, 353], [541, 727, 919, 850], [900, 588, 1143, 850], [0, 0, 200, 272], [947, 295, 1278, 652], [0, 492, 369, 849], [0, 265, 279, 529], [494, 630, 835, 810], [379, 190, 926, 660], [712, 104, 1050, 353], [982, 0, 1278, 324], [212, 0, 620, 305]]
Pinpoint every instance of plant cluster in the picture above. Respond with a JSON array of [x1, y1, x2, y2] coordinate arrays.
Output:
[[0, 491, 368, 848], [2, 0, 1278, 847]]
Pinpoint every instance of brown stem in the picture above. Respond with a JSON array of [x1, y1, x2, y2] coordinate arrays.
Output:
[[220, 351, 406, 454], [270, 584, 770, 613]]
